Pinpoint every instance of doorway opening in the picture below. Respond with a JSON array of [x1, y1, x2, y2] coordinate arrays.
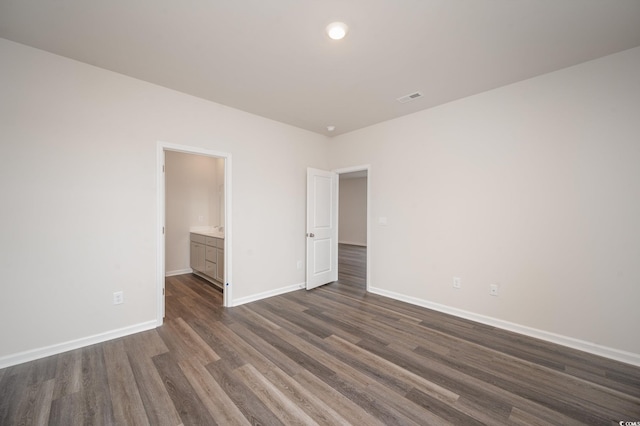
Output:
[[337, 169, 368, 290], [157, 142, 232, 326], [336, 167, 369, 291]]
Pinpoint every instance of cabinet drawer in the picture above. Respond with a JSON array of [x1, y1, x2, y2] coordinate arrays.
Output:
[[205, 245, 216, 262], [204, 260, 216, 278], [190, 233, 206, 244], [216, 238, 224, 248], [205, 236, 216, 246]]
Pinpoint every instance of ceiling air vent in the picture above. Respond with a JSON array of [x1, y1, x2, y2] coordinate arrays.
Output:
[[396, 91, 423, 104]]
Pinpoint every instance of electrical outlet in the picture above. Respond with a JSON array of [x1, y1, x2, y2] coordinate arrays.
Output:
[[453, 277, 461, 289], [490, 284, 499, 296], [297, 260, 303, 270], [113, 291, 124, 305]]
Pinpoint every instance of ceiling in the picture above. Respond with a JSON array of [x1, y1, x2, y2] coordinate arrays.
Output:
[[1, 1, 640, 137]]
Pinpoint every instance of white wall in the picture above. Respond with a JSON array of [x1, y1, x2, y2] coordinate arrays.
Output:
[[329, 47, 640, 358], [165, 151, 220, 274], [0, 39, 327, 363], [339, 176, 367, 246]]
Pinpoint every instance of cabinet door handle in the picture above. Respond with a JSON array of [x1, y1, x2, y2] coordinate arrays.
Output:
[[307, 233, 315, 238]]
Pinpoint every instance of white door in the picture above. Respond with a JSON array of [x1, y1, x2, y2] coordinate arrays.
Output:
[[306, 168, 338, 289]]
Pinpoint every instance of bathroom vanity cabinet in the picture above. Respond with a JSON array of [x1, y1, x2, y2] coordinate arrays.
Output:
[[190, 232, 224, 288]]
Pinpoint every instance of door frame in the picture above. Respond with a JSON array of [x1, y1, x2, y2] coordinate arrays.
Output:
[[156, 141, 233, 326], [334, 164, 371, 292]]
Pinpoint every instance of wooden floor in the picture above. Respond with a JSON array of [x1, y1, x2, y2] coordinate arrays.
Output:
[[1, 244, 639, 425]]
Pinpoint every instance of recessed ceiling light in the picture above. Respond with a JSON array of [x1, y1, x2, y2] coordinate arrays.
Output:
[[327, 125, 336, 132], [326, 22, 348, 40]]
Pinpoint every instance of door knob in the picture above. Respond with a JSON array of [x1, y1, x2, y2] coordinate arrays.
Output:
[[307, 233, 315, 237]]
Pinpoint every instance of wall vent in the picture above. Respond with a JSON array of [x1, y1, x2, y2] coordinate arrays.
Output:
[[396, 91, 423, 104]]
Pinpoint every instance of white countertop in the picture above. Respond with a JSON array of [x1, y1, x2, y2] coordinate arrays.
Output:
[[190, 226, 224, 239]]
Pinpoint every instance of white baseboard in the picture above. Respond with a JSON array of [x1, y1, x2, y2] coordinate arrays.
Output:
[[338, 240, 367, 247], [7, 286, 636, 369], [0, 320, 157, 369], [165, 268, 192, 277], [369, 286, 640, 367], [231, 282, 305, 307]]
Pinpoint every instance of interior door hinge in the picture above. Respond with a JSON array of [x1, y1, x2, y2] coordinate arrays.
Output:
[[162, 227, 165, 234], [162, 288, 165, 295], [162, 165, 165, 173]]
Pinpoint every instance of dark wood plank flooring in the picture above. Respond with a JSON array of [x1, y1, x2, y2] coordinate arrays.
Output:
[[1, 244, 639, 425]]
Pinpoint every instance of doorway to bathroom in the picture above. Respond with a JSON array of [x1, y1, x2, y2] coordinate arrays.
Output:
[[157, 142, 232, 325]]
